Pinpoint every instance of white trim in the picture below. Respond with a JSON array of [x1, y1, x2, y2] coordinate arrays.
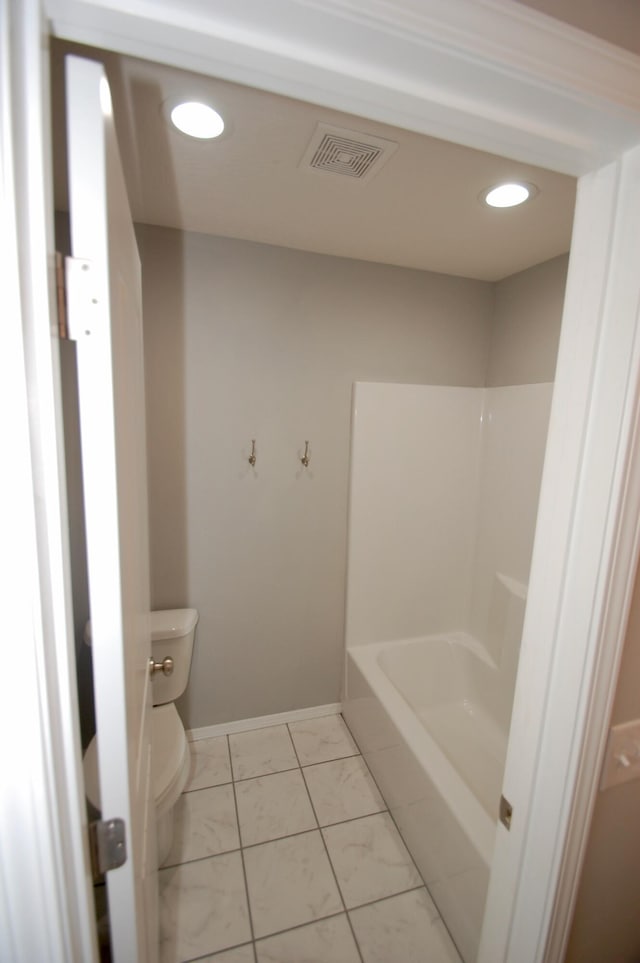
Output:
[[478, 146, 640, 962], [2, 1, 97, 961], [45, 0, 640, 175], [538, 146, 640, 962], [187, 703, 343, 741]]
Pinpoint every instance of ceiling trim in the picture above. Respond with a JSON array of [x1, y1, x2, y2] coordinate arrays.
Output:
[[46, 0, 640, 176]]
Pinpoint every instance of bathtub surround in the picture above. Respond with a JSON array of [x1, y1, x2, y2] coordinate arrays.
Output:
[[138, 224, 566, 732], [468, 384, 554, 649], [346, 382, 553, 649], [343, 380, 553, 960], [346, 384, 482, 645]]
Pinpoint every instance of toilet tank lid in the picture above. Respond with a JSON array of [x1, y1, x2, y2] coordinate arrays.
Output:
[[84, 608, 199, 645], [150, 608, 199, 640]]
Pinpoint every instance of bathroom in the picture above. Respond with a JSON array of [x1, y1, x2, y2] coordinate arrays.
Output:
[[52, 32, 576, 963], [7, 3, 640, 963]]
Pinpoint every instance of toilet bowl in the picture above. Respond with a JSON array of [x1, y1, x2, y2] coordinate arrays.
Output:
[[83, 608, 198, 866]]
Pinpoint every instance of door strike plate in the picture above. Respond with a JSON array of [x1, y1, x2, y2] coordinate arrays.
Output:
[[499, 794, 513, 830], [89, 818, 127, 880]]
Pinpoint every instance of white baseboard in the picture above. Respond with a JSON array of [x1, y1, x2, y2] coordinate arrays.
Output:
[[186, 702, 343, 741]]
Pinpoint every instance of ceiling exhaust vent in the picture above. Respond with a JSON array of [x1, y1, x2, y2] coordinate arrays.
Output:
[[300, 124, 398, 182]]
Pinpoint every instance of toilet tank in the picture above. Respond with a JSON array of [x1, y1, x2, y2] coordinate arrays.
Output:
[[151, 608, 198, 706]]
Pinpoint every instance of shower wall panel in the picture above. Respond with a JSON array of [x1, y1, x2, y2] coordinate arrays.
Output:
[[346, 381, 553, 651], [346, 383, 482, 647]]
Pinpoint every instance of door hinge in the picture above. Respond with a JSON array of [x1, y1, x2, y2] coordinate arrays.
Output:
[[499, 794, 513, 831], [89, 818, 127, 881], [64, 255, 99, 341], [55, 252, 68, 339]]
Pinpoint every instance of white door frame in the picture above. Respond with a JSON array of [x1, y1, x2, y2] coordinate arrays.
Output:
[[2, 1, 97, 961], [10, 0, 640, 960]]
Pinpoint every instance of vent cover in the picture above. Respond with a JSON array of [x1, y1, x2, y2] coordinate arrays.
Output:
[[300, 124, 398, 182]]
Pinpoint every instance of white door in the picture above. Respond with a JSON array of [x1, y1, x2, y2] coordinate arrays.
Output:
[[65, 54, 157, 963]]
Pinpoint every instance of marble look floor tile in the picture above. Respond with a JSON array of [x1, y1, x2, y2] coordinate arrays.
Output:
[[163, 784, 239, 867], [350, 888, 462, 963], [159, 852, 251, 962], [288, 715, 358, 766], [235, 769, 317, 846], [196, 945, 256, 963], [322, 812, 422, 908], [255, 914, 361, 963], [186, 736, 232, 791], [243, 830, 343, 938], [229, 725, 298, 781], [303, 755, 385, 826]]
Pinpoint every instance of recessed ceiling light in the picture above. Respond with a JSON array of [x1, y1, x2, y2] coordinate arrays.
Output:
[[482, 182, 538, 208], [169, 101, 225, 139]]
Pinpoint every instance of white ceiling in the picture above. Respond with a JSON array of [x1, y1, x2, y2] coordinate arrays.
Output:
[[51, 41, 576, 282]]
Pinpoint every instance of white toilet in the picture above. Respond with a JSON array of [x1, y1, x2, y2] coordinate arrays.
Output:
[[83, 608, 198, 866]]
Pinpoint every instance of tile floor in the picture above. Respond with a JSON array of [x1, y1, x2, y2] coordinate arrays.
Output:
[[159, 713, 461, 963]]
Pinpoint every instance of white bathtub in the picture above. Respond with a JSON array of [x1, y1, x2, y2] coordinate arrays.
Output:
[[343, 632, 512, 963]]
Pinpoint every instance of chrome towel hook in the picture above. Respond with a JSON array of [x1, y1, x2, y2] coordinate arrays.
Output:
[[300, 441, 310, 468], [248, 440, 257, 467]]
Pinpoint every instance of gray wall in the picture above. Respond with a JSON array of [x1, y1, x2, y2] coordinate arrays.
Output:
[[63, 213, 568, 741], [487, 254, 567, 386], [137, 225, 496, 728]]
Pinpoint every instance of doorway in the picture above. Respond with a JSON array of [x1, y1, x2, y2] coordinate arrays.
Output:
[[9, 1, 640, 960], [51, 36, 576, 963]]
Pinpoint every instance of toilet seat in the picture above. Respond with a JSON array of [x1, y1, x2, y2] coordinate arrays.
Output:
[[83, 703, 190, 816]]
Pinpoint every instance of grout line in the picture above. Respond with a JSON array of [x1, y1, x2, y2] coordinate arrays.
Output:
[[299, 751, 362, 771], [339, 713, 426, 882], [187, 704, 343, 743], [299, 751, 360, 769], [182, 734, 233, 793], [160, 842, 241, 871], [230, 750, 362, 785], [181, 882, 435, 963], [161, 810, 403, 872], [338, 711, 465, 956], [289, 723, 365, 963], [347, 882, 428, 915], [182, 779, 233, 794], [158, 847, 243, 871], [232, 764, 300, 784], [231, 808, 388, 853], [184, 939, 255, 962], [337, 714, 438, 899], [228, 722, 300, 784], [229, 735, 258, 953], [241, 824, 318, 853], [229, 734, 240, 783], [317, 807, 388, 831], [252, 908, 352, 948]]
